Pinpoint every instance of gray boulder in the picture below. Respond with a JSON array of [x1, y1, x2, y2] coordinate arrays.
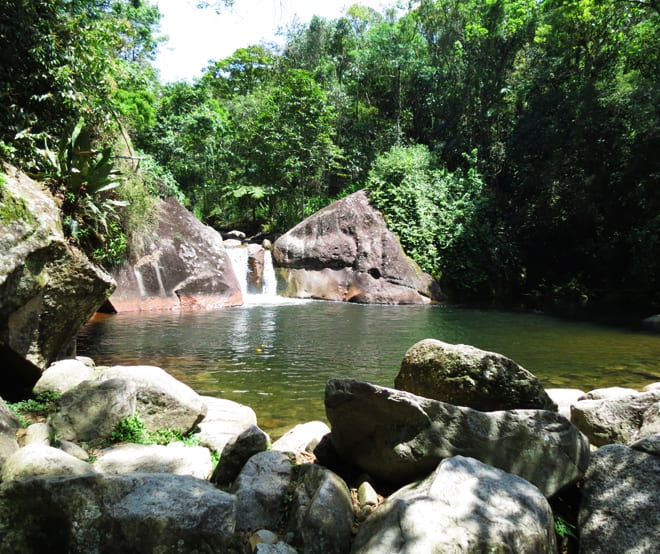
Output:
[[571, 390, 660, 446], [100, 365, 207, 434], [233, 450, 294, 531], [1, 444, 94, 481], [0, 164, 114, 392], [193, 395, 257, 453], [630, 433, 660, 457], [108, 197, 242, 312], [272, 421, 330, 454], [247, 244, 266, 293], [23, 422, 52, 446], [579, 444, 660, 553], [0, 473, 236, 553], [273, 190, 443, 305], [285, 464, 354, 554], [48, 378, 136, 443], [352, 455, 556, 554], [211, 424, 270, 487], [326, 379, 589, 496], [395, 339, 557, 411], [33, 358, 97, 396], [580, 387, 640, 400], [93, 443, 212, 479], [0, 398, 20, 471]]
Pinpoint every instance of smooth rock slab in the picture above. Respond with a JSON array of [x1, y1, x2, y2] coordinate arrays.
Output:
[[326, 379, 589, 496], [395, 339, 557, 411], [271, 420, 330, 454], [579, 444, 660, 554], [352, 456, 556, 554], [93, 443, 212, 480], [0, 473, 236, 553]]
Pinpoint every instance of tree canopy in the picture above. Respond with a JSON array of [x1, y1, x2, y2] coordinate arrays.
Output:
[[1, 0, 658, 316]]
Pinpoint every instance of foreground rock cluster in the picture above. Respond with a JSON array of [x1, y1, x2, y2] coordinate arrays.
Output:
[[0, 340, 659, 553]]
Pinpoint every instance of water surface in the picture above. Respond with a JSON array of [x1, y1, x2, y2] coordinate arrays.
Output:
[[77, 302, 660, 437]]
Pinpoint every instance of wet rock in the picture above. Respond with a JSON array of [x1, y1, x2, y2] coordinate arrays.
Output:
[[273, 190, 443, 305], [571, 390, 660, 446], [108, 197, 242, 312], [0, 165, 114, 394], [233, 450, 294, 531], [326, 379, 589, 496], [211, 424, 270, 487], [100, 365, 207, 434], [48, 378, 136, 443], [93, 443, 212, 479], [579, 444, 660, 553], [0, 473, 236, 552], [395, 339, 557, 411], [247, 244, 266, 294], [352, 456, 556, 554], [285, 464, 354, 554], [272, 421, 330, 455], [1, 444, 94, 481]]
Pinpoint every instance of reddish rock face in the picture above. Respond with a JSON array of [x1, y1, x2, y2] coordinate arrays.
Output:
[[273, 190, 443, 304], [109, 198, 242, 312]]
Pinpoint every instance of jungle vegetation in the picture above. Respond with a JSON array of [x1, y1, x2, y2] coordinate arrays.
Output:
[[1, 0, 658, 315]]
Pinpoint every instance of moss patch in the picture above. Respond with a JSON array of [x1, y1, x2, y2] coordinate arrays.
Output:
[[0, 178, 36, 225]]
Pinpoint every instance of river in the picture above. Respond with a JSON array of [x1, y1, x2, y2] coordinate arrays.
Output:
[[77, 301, 660, 438]]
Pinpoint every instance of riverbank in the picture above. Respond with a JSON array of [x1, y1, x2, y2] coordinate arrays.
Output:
[[1, 353, 658, 553]]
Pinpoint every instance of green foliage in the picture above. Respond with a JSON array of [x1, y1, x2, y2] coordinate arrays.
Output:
[[110, 412, 199, 446], [6, 392, 60, 428], [554, 515, 577, 540]]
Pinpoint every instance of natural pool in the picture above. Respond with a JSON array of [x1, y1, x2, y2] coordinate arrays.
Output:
[[77, 301, 660, 438]]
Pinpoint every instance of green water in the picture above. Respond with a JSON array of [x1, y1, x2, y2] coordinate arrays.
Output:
[[77, 302, 660, 437]]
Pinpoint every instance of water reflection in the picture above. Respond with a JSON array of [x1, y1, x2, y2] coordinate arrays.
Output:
[[78, 303, 660, 437]]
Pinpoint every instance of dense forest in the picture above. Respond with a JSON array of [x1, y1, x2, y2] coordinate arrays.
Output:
[[1, 0, 658, 316]]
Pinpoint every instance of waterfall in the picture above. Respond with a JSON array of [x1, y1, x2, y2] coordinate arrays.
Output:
[[226, 245, 279, 304]]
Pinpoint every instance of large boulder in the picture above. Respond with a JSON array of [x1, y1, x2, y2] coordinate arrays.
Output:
[[32, 358, 98, 396], [48, 378, 137, 443], [273, 190, 443, 304], [232, 450, 294, 531], [284, 464, 354, 554], [352, 456, 556, 554], [108, 197, 242, 312], [0, 473, 237, 552], [579, 444, 660, 553], [99, 365, 207, 434], [0, 165, 114, 395], [325, 379, 589, 496], [571, 390, 660, 446], [395, 339, 557, 411]]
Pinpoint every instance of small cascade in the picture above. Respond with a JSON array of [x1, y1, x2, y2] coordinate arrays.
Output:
[[226, 245, 279, 304]]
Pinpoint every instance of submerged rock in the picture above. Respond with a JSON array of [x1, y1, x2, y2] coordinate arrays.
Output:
[[395, 339, 557, 411], [273, 190, 443, 305], [326, 378, 589, 496]]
